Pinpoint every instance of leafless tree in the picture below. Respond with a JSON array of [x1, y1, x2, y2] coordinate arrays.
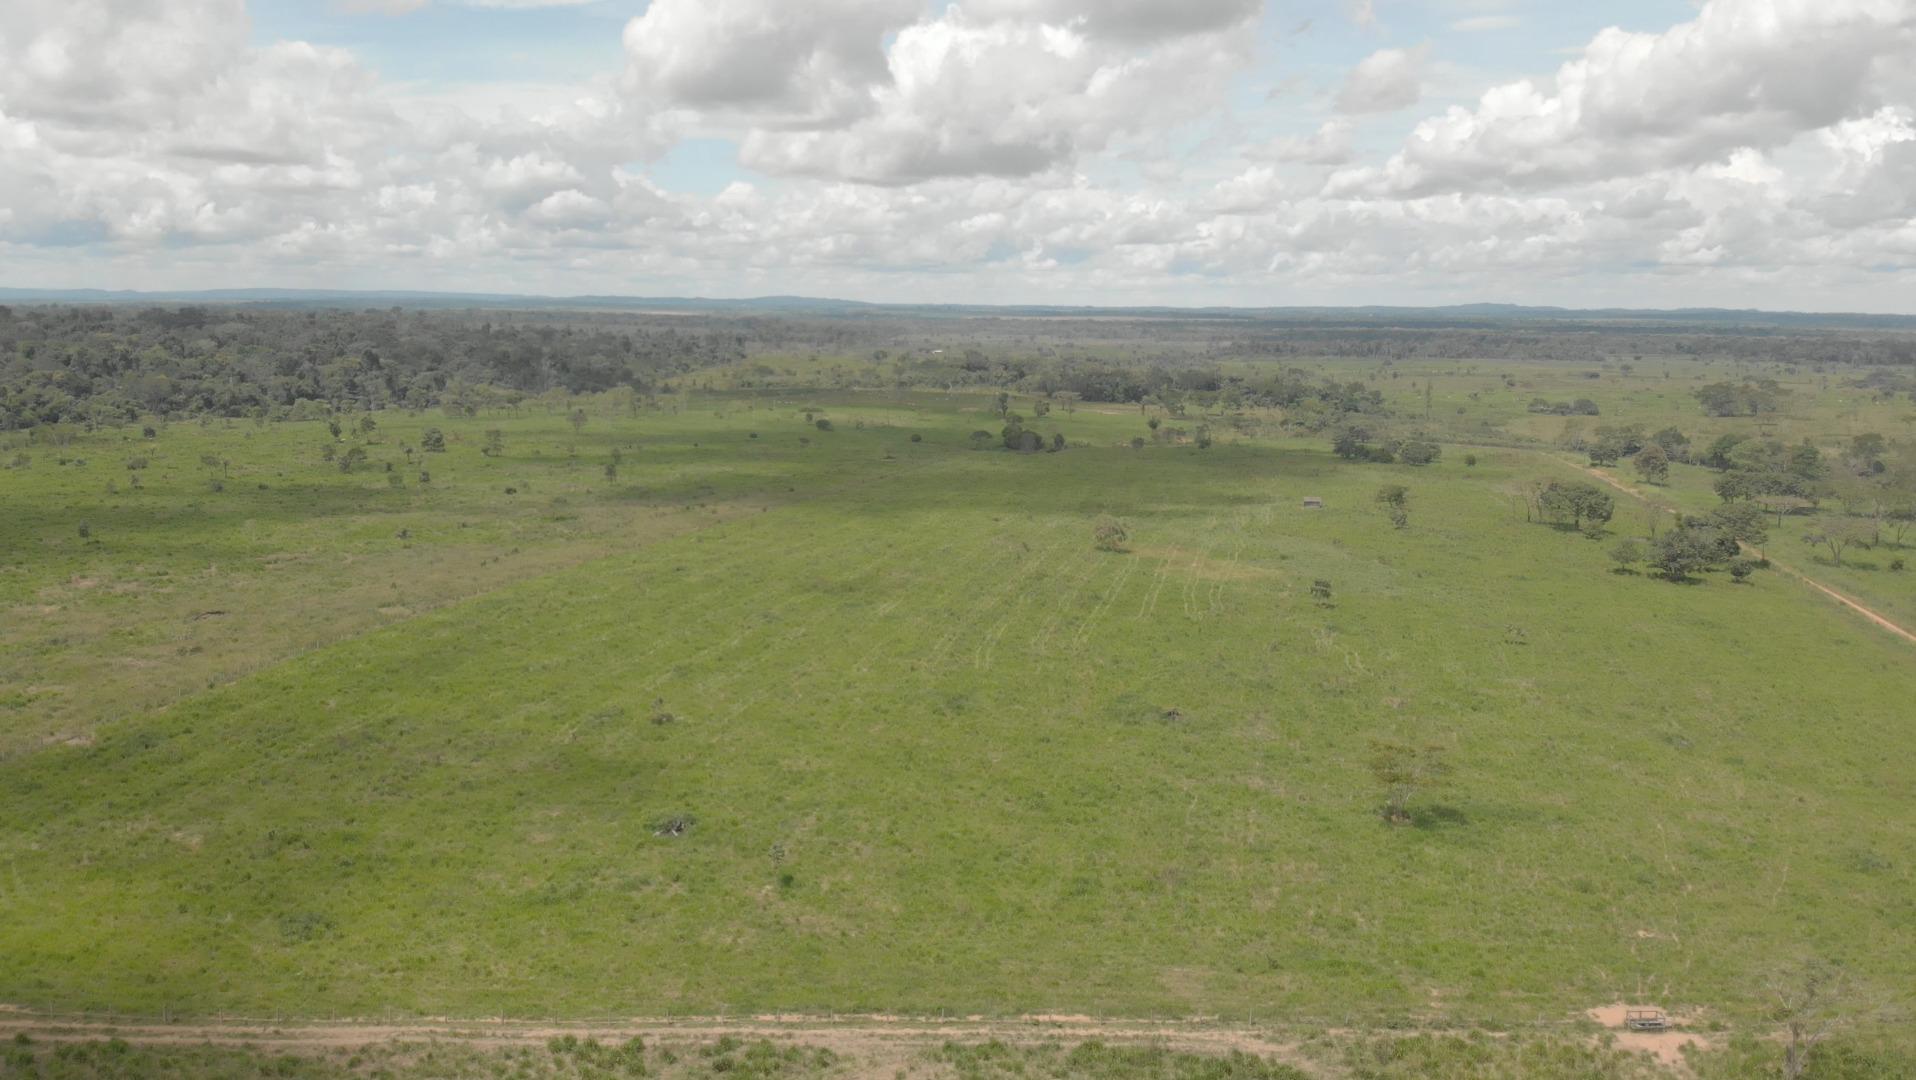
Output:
[[1770, 960, 1844, 1080]]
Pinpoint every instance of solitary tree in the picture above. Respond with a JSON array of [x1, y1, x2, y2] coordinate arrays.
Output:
[[1609, 538, 1644, 573], [1331, 424, 1372, 461], [1849, 432, 1887, 465], [1889, 503, 1916, 548], [1803, 521, 1871, 566], [569, 408, 588, 435], [1092, 517, 1129, 553], [1397, 440, 1441, 466], [1769, 961, 1847, 1080], [1754, 493, 1816, 528], [1538, 481, 1616, 531], [1000, 416, 1027, 450], [1635, 443, 1671, 484], [1376, 484, 1410, 529], [1367, 738, 1450, 825], [482, 429, 505, 457], [421, 428, 446, 452]]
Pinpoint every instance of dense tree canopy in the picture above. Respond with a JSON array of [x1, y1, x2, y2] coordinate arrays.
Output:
[[0, 306, 788, 428]]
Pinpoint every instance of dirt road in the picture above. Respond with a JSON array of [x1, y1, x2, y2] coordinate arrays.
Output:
[[1556, 454, 1916, 648], [0, 1010, 1324, 1076], [0, 1005, 1730, 1077]]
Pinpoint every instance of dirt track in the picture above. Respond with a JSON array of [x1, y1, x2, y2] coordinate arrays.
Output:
[[0, 1011, 1321, 1075], [1557, 455, 1916, 648], [0, 1006, 1730, 1077]]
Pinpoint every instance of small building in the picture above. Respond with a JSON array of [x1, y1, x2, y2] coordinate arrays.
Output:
[[1302, 497, 1325, 509]]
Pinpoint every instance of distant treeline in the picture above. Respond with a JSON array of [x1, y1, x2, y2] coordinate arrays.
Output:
[[1229, 327, 1916, 367], [877, 347, 1385, 415], [8, 303, 1916, 430], [0, 305, 878, 428]]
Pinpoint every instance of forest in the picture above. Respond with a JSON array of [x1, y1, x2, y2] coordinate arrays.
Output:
[[7, 303, 1915, 431]]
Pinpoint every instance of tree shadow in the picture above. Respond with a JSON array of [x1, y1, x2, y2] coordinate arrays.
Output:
[[1411, 803, 1469, 830]]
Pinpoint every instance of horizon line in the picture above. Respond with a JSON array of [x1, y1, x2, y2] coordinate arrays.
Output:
[[6, 286, 1916, 322]]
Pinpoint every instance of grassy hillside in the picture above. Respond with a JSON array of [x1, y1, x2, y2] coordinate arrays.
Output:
[[2, 396, 1910, 1033]]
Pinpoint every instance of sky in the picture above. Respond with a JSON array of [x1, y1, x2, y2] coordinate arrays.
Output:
[[1, 0, 1914, 310]]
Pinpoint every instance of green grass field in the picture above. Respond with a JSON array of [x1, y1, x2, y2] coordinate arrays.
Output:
[[3, 382, 1912, 1052]]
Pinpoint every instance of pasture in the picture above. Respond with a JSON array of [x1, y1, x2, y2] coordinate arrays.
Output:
[[2, 382, 1912, 1053]]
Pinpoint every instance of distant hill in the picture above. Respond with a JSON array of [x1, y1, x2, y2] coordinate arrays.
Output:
[[3, 286, 1915, 329]]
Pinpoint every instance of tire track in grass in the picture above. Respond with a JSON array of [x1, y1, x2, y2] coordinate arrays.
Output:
[[1135, 546, 1172, 621], [584, 520, 899, 716], [646, 503, 999, 719], [688, 518, 973, 706], [974, 521, 1071, 671], [1180, 517, 1219, 619], [1070, 546, 1140, 650], [254, 472, 942, 765], [251, 524, 860, 772], [518, 464, 946, 716], [920, 520, 1064, 672], [859, 519, 1052, 679], [1209, 518, 1247, 616], [899, 520, 1049, 674], [851, 531, 971, 676], [122, 449, 973, 771], [976, 518, 1088, 670], [560, 453, 978, 683], [1033, 544, 1109, 657]]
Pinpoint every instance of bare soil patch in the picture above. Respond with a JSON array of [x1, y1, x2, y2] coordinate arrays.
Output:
[[0, 1012, 1317, 1072], [1586, 1003, 1712, 1071]]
